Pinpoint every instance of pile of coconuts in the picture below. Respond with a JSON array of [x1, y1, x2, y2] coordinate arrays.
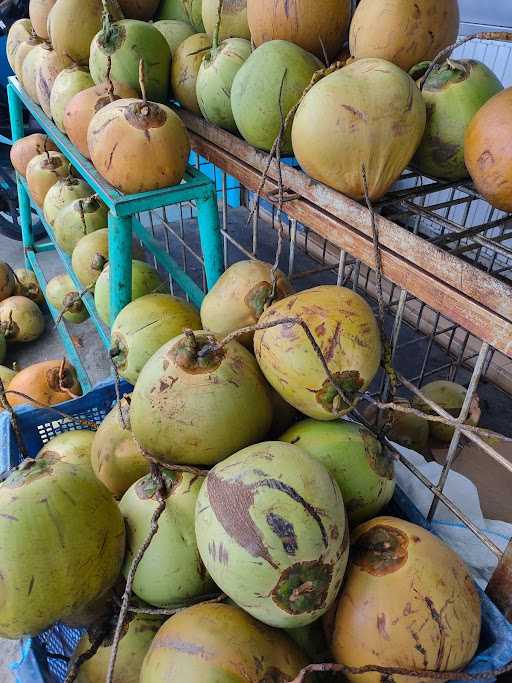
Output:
[[0, 254, 484, 683]]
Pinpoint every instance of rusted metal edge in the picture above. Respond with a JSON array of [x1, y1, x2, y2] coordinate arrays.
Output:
[[186, 127, 512, 359], [180, 110, 512, 328]]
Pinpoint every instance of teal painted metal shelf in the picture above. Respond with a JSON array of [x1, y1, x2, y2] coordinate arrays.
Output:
[[7, 76, 223, 391]]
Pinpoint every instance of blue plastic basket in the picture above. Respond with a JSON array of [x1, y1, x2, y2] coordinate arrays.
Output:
[[0, 380, 511, 682]]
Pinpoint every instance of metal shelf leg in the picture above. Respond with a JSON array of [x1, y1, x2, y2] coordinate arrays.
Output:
[[7, 85, 33, 264], [108, 212, 133, 326], [196, 187, 223, 290]]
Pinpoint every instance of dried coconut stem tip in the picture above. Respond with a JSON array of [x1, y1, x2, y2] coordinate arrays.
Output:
[[139, 58, 147, 104], [419, 31, 512, 89], [106, 56, 115, 102]]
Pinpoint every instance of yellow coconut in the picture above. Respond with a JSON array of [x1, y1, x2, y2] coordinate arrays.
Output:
[[64, 81, 139, 159], [35, 46, 73, 118], [247, 0, 351, 62], [171, 32, 210, 113], [349, 0, 460, 72], [88, 98, 190, 194], [29, 0, 57, 40], [9, 134, 57, 177], [26, 151, 71, 207], [6, 19, 33, 71], [254, 285, 381, 420], [7, 359, 82, 408], [20, 42, 49, 102], [202, 0, 250, 41], [331, 516, 481, 683], [291, 58, 426, 201], [50, 65, 95, 132], [13, 33, 43, 86], [43, 175, 92, 226], [200, 259, 294, 347]]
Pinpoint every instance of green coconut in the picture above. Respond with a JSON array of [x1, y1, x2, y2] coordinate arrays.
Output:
[[48, 0, 122, 65], [0, 333, 6, 365], [203, 0, 250, 41], [50, 66, 94, 131], [156, 0, 189, 21], [13, 269, 44, 306], [412, 59, 504, 181], [46, 274, 89, 324], [121, 471, 213, 606], [153, 20, 195, 57], [280, 419, 395, 525], [196, 38, 252, 132], [72, 614, 162, 683], [111, 293, 201, 385], [0, 262, 16, 303], [0, 365, 17, 388], [196, 440, 349, 628], [89, 20, 171, 103], [91, 397, 149, 498], [414, 380, 481, 443], [140, 603, 308, 682], [43, 175, 92, 226], [71, 228, 109, 288], [94, 260, 166, 325], [171, 33, 211, 113], [130, 330, 273, 466], [0, 296, 45, 343], [36, 430, 95, 471], [54, 195, 108, 255], [231, 40, 322, 153], [6, 19, 33, 71], [0, 458, 125, 638], [254, 286, 381, 420]]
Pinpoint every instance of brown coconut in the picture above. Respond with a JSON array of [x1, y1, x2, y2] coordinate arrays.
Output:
[[465, 87, 512, 213], [349, 0, 460, 72], [6, 19, 33, 71], [26, 151, 71, 207], [248, 0, 351, 62], [171, 32, 210, 113], [13, 32, 43, 86], [331, 517, 481, 683], [10, 134, 57, 177], [117, 0, 160, 19], [64, 81, 139, 159], [200, 259, 294, 347], [88, 98, 190, 194], [35, 46, 73, 118], [6, 359, 82, 408], [29, 0, 57, 40]]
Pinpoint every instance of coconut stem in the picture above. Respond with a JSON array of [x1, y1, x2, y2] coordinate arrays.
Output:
[[212, 0, 225, 52], [138, 58, 147, 104], [125, 592, 225, 616], [106, 463, 167, 683], [106, 56, 115, 102], [109, 348, 127, 430], [0, 388, 97, 428], [419, 31, 512, 90]]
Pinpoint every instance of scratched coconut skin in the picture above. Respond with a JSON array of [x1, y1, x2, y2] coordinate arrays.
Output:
[[332, 517, 482, 683], [195, 441, 349, 629], [254, 285, 381, 421], [130, 331, 273, 465]]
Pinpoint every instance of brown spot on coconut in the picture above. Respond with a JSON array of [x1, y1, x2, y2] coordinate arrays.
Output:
[[254, 285, 381, 420], [139, 602, 307, 682], [6, 19, 33, 71], [87, 96, 190, 194], [29, 0, 56, 40], [6, 359, 82, 408], [247, 0, 351, 62], [0, 296, 45, 343], [171, 32, 211, 113], [10, 134, 58, 177], [349, 0, 460, 72], [50, 65, 95, 132], [200, 259, 294, 348], [63, 81, 139, 159], [13, 32, 43, 87], [331, 517, 481, 683], [90, 396, 149, 499], [42, 175, 92, 226], [26, 151, 71, 207], [35, 46, 73, 118]]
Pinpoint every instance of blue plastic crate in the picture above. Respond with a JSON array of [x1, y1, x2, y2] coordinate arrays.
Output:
[[0, 381, 511, 682]]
